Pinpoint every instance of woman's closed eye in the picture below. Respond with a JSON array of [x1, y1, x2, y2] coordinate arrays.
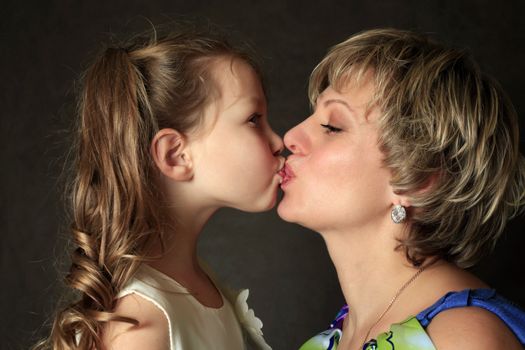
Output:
[[321, 124, 343, 134]]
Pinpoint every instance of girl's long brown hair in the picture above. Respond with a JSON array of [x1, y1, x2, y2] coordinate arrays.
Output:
[[35, 26, 261, 349]]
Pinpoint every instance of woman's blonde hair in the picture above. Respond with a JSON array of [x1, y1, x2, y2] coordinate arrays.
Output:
[[36, 25, 261, 349], [309, 28, 525, 268]]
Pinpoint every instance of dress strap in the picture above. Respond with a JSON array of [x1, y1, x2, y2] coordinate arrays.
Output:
[[330, 305, 349, 330], [416, 288, 525, 344]]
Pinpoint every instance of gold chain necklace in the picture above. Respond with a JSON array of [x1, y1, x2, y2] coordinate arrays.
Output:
[[360, 265, 427, 349]]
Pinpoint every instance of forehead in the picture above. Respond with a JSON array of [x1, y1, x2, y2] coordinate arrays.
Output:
[[209, 56, 263, 100], [189, 57, 265, 137], [317, 73, 376, 109], [210, 57, 266, 115]]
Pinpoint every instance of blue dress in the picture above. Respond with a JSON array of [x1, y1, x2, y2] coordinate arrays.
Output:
[[299, 289, 525, 350]]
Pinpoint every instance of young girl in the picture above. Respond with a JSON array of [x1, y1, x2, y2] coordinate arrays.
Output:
[[37, 26, 282, 350]]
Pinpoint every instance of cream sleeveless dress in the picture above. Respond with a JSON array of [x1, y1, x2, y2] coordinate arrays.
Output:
[[118, 263, 271, 350]]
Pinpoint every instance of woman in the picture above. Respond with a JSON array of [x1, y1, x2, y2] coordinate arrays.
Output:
[[278, 29, 525, 349]]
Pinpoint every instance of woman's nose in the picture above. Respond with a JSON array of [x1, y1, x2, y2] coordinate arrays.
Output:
[[284, 122, 304, 155]]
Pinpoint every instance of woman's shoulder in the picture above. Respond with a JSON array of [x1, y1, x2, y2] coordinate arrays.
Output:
[[102, 293, 170, 350], [418, 288, 525, 349], [426, 305, 523, 349]]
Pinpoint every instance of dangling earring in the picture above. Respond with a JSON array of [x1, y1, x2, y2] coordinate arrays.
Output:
[[391, 204, 406, 224]]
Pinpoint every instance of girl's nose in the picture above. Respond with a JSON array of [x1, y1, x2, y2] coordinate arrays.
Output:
[[269, 129, 284, 156]]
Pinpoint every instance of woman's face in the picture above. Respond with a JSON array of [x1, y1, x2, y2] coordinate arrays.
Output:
[[277, 77, 395, 233]]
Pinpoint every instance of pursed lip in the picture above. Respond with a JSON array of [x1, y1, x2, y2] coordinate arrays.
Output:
[[277, 158, 286, 174], [278, 162, 295, 186]]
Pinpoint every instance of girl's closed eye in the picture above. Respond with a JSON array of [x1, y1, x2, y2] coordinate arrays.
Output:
[[321, 123, 343, 134], [248, 113, 263, 127]]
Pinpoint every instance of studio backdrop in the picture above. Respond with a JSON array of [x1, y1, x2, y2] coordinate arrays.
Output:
[[3, 1, 525, 349]]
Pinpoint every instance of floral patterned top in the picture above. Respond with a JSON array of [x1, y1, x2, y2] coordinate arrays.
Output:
[[299, 289, 525, 350]]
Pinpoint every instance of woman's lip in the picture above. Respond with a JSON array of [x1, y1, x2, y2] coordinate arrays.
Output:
[[278, 163, 295, 186], [284, 163, 296, 177]]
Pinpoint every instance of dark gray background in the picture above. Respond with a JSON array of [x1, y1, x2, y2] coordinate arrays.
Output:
[[3, 1, 525, 349]]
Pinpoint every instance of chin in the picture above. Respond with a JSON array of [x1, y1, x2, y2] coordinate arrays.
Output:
[[237, 190, 278, 213], [259, 191, 279, 211], [276, 199, 297, 223], [277, 197, 319, 230], [257, 182, 281, 210], [240, 202, 274, 213]]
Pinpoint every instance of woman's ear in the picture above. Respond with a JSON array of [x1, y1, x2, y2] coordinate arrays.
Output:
[[391, 173, 439, 208], [393, 196, 412, 208], [150, 128, 193, 181]]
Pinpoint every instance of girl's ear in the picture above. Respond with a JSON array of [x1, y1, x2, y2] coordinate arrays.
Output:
[[151, 128, 193, 181]]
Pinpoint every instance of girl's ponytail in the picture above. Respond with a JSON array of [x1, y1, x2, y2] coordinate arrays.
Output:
[[42, 47, 161, 349]]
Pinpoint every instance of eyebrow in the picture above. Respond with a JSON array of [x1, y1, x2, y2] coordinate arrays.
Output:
[[323, 99, 355, 114], [223, 96, 264, 112]]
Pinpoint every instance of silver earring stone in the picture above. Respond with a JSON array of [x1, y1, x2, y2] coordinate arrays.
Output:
[[391, 204, 406, 224]]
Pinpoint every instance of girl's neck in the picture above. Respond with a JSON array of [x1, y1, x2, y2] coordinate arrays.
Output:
[[146, 203, 217, 280], [145, 204, 228, 308]]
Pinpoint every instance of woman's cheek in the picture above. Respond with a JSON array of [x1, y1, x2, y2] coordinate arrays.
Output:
[[313, 148, 352, 183]]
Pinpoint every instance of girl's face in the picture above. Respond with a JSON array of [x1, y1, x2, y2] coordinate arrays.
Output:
[[277, 78, 395, 233], [189, 57, 284, 212]]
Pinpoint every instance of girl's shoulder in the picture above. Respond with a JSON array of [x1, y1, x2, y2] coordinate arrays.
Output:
[[102, 292, 170, 350], [101, 264, 178, 350]]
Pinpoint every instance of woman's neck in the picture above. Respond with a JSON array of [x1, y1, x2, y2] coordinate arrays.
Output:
[[321, 220, 424, 340]]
